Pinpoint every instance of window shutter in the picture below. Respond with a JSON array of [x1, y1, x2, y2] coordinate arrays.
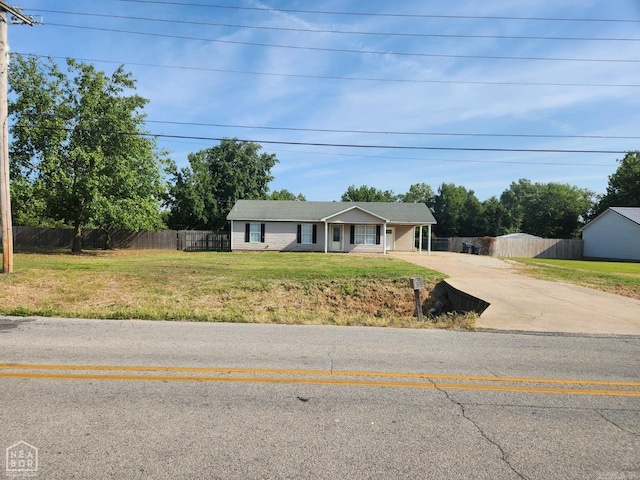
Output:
[[297, 225, 302, 244], [312, 225, 317, 244], [350, 225, 355, 245], [376, 225, 381, 245], [245, 223, 250, 243], [260, 224, 266, 243]]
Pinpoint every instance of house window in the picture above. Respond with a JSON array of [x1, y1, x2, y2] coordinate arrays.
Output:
[[249, 223, 261, 243], [297, 224, 317, 244], [301, 224, 313, 244], [245, 223, 265, 243], [354, 225, 376, 245]]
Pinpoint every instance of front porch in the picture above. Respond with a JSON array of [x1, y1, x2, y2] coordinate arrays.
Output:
[[321, 220, 432, 254]]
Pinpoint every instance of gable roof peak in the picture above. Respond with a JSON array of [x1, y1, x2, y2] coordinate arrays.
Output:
[[609, 206, 640, 225]]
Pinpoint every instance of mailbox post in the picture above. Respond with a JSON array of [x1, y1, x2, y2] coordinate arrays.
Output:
[[410, 276, 424, 321]]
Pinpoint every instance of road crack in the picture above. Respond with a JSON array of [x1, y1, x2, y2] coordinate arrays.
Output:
[[429, 380, 529, 480], [328, 346, 335, 374], [598, 410, 640, 438]]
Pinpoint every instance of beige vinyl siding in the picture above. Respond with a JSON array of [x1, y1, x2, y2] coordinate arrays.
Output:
[[232, 221, 257, 251], [393, 225, 416, 252], [230, 219, 420, 253], [329, 209, 384, 224], [343, 224, 384, 253], [344, 243, 384, 254], [232, 221, 326, 252]]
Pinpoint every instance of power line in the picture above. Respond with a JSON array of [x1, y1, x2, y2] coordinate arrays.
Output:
[[45, 23, 640, 63], [264, 148, 616, 167], [112, 0, 640, 23], [16, 53, 640, 89], [28, 9, 640, 43], [132, 135, 618, 166], [143, 133, 631, 155], [145, 120, 640, 141], [13, 125, 630, 154], [152, 137, 619, 166]]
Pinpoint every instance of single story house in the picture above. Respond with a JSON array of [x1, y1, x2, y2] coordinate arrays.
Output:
[[227, 200, 437, 254], [580, 207, 640, 261]]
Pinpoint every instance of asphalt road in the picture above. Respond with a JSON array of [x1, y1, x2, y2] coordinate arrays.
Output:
[[1, 317, 639, 479]]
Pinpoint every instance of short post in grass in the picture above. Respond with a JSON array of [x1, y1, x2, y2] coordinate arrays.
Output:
[[410, 277, 424, 321]]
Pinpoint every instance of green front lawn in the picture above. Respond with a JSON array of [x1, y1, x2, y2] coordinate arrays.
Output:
[[0, 250, 455, 327], [510, 258, 640, 300]]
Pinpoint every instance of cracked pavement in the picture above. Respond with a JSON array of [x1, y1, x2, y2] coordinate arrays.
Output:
[[431, 380, 528, 479], [1, 318, 639, 479]]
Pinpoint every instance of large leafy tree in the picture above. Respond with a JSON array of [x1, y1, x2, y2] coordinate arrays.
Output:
[[523, 183, 593, 238], [432, 183, 483, 237], [478, 196, 510, 237], [595, 151, 640, 214], [499, 179, 534, 234], [397, 183, 436, 242], [500, 179, 593, 238], [268, 189, 306, 201], [341, 185, 397, 202], [9, 55, 170, 251], [398, 183, 435, 209], [167, 138, 278, 230]]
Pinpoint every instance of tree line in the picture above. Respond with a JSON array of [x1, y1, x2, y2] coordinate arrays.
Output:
[[8, 56, 639, 250]]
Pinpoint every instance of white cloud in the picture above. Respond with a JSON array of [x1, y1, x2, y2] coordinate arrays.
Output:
[[9, 0, 638, 201]]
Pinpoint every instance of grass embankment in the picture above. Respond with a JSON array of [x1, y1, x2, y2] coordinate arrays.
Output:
[[0, 250, 470, 328], [511, 258, 640, 300]]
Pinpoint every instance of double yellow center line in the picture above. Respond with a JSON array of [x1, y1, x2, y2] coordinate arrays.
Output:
[[1, 363, 639, 396]]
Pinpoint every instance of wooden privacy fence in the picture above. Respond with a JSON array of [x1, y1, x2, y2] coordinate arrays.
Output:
[[449, 236, 583, 259], [4, 226, 231, 251]]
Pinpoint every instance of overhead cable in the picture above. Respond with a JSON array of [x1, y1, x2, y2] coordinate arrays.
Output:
[[16, 53, 640, 89], [28, 10, 640, 42], [44, 23, 640, 63], [145, 120, 640, 140], [112, 0, 640, 23], [147, 134, 629, 154], [12, 125, 629, 154]]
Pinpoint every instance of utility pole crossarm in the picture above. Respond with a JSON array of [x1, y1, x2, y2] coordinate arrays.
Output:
[[0, 1, 34, 26]]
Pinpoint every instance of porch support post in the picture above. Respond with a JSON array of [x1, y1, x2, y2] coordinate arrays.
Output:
[[324, 221, 328, 253], [383, 222, 387, 254], [428, 224, 432, 256], [418, 225, 423, 253]]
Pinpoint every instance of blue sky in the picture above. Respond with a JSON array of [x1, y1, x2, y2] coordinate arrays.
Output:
[[8, 0, 640, 201]]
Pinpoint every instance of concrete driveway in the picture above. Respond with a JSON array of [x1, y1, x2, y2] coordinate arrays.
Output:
[[392, 252, 640, 335]]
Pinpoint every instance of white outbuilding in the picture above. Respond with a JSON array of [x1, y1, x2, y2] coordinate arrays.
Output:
[[580, 207, 640, 261]]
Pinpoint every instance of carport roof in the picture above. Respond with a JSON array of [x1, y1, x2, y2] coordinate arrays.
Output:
[[227, 200, 436, 225]]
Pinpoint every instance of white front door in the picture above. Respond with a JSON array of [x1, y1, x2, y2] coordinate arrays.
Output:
[[331, 225, 343, 252], [385, 227, 395, 252]]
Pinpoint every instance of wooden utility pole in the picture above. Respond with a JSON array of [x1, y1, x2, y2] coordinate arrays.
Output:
[[0, 2, 34, 273]]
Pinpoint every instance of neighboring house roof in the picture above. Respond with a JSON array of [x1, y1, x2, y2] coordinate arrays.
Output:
[[497, 233, 541, 239], [227, 200, 437, 225], [610, 207, 640, 226], [581, 206, 640, 231]]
